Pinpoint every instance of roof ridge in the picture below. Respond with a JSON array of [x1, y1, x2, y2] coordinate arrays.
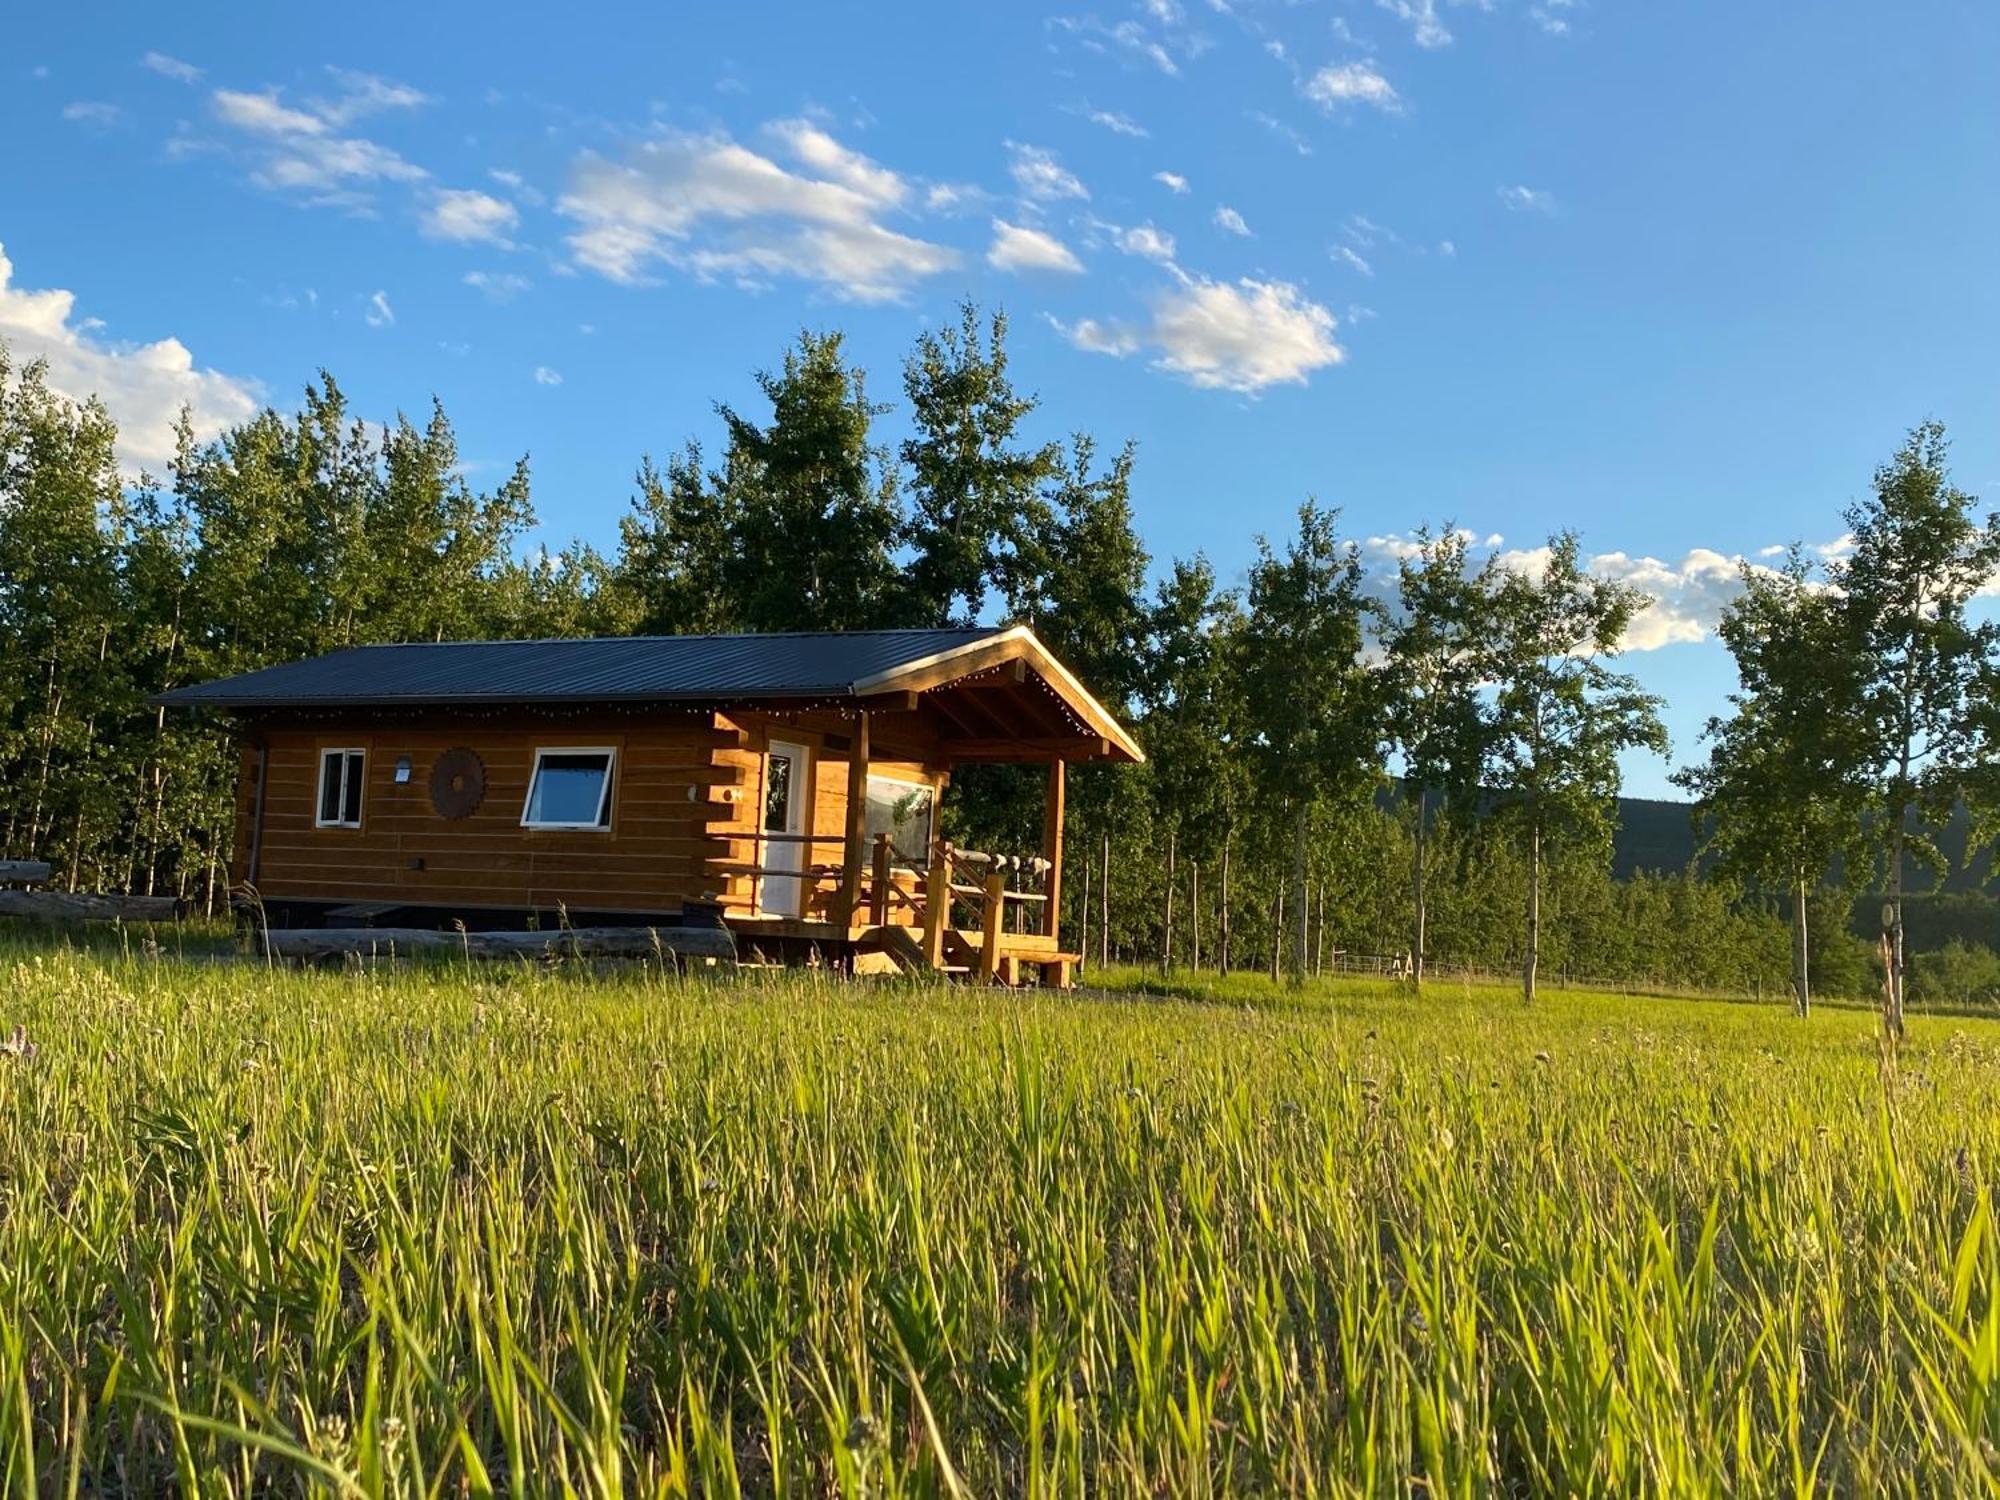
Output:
[[333, 625, 1001, 651]]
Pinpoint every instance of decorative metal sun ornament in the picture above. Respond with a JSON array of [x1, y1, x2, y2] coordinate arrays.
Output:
[[429, 748, 487, 820]]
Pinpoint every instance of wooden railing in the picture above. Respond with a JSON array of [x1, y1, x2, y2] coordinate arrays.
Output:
[[861, 837, 1053, 980]]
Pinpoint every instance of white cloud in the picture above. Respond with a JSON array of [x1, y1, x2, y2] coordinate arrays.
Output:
[[62, 101, 121, 127], [1305, 61, 1401, 113], [1051, 16, 1183, 76], [1153, 170, 1190, 194], [140, 51, 203, 84], [1059, 273, 1344, 393], [487, 168, 544, 207], [1377, 0, 1452, 48], [1334, 245, 1373, 275], [557, 124, 958, 302], [1247, 110, 1313, 155], [1114, 222, 1178, 263], [1528, 4, 1573, 36], [209, 85, 426, 204], [533, 365, 563, 386], [463, 270, 532, 301], [765, 118, 907, 206], [1084, 107, 1148, 138], [1045, 313, 1141, 357], [213, 88, 326, 137], [1007, 142, 1089, 202], [988, 219, 1085, 274], [421, 188, 519, 245], [365, 290, 394, 327], [1213, 205, 1251, 237], [1438, 238, 1456, 257], [309, 68, 431, 127], [0, 240, 260, 474], [1361, 532, 1764, 653], [1499, 184, 1556, 213]]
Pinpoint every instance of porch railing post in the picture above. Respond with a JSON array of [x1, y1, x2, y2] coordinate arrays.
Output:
[[837, 709, 871, 927], [922, 842, 951, 969], [869, 832, 893, 927], [979, 868, 1007, 983]]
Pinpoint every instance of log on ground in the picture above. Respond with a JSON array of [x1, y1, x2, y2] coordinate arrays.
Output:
[[0, 889, 179, 922], [258, 925, 738, 965], [0, 861, 52, 886]]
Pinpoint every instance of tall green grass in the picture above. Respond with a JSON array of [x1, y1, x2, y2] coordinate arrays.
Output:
[[1, 940, 1996, 1494]]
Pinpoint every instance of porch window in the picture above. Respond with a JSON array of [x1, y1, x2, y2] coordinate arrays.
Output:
[[863, 775, 934, 859], [315, 749, 366, 828], [522, 748, 616, 830]]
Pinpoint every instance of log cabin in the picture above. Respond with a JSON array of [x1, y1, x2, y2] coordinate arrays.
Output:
[[158, 625, 1142, 985]]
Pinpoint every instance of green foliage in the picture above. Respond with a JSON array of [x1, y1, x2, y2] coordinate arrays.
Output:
[[5, 946, 2000, 1491]]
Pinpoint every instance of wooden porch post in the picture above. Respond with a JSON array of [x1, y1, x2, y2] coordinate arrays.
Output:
[[838, 709, 871, 927], [1042, 758, 1065, 940]]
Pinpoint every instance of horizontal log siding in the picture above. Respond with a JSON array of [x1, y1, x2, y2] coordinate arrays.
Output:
[[240, 719, 749, 916]]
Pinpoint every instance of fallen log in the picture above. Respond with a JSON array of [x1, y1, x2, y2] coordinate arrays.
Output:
[[258, 925, 738, 965], [0, 861, 52, 886], [0, 889, 179, 922]]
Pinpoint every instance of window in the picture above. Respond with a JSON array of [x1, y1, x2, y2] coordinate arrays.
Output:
[[522, 748, 616, 830], [863, 774, 935, 859], [316, 749, 366, 828]]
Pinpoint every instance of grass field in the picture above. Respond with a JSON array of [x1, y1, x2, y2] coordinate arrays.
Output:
[[2, 939, 1998, 1496]]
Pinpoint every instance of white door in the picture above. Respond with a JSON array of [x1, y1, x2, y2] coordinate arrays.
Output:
[[759, 741, 809, 917]]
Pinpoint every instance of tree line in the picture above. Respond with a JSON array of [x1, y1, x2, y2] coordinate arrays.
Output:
[[2, 309, 1997, 1010]]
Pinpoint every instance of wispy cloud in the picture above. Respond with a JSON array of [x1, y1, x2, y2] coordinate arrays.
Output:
[[1213, 205, 1251, 237], [421, 188, 519, 246], [1111, 221, 1178, 263], [1304, 61, 1401, 113], [1498, 183, 1556, 213], [140, 51, 203, 84], [1153, 169, 1190, 194], [61, 101, 121, 128], [463, 270, 532, 302], [1081, 106, 1149, 138], [558, 120, 958, 302], [533, 365, 563, 386], [1007, 141, 1090, 202], [1377, 0, 1451, 48], [364, 290, 394, 327], [1334, 245, 1373, 276], [988, 219, 1085, 274], [1247, 111, 1313, 155]]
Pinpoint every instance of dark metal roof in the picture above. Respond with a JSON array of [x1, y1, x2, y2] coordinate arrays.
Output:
[[156, 628, 1002, 708]]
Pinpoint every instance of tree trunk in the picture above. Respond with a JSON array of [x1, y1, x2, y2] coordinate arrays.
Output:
[[1523, 819, 1541, 1003], [1269, 883, 1283, 983], [1791, 872, 1811, 1018], [1079, 851, 1092, 974], [1886, 811, 1906, 1037], [1100, 833, 1111, 971], [1411, 787, 1427, 989], [1218, 834, 1232, 976], [1161, 830, 1176, 975], [1190, 860, 1200, 971], [1289, 804, 1309, 985]]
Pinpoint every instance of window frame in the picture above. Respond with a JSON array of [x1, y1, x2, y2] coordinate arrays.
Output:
[[519, 746, 619, 832], [314, 747, 368, 830], [862, 769, 937, 858]]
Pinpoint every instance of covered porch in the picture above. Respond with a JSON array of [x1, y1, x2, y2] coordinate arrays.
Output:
[[723, 626, 1140, 986]]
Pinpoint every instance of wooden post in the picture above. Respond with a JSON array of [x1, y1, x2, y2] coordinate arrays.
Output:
[[922, 843, 950, 969], [837, 710, 871, 927], [1161, 830, 1176, 975], [869, 832, 893, 927], [1099, 833, 1110, 970], [1269, 884, 1283, 983], [979, 869, 1006, 983], [1042, 759, 1065, 940]]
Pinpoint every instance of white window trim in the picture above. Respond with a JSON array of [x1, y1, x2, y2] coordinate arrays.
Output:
[[314, 747, 367, 830], [520, 746, 618, 831]]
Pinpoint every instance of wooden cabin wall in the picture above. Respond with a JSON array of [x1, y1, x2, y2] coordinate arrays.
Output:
[[239, 715, 753, 917]]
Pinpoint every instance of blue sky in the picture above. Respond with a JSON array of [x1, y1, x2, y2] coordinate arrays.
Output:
[[5, 0, 1998, 797]]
